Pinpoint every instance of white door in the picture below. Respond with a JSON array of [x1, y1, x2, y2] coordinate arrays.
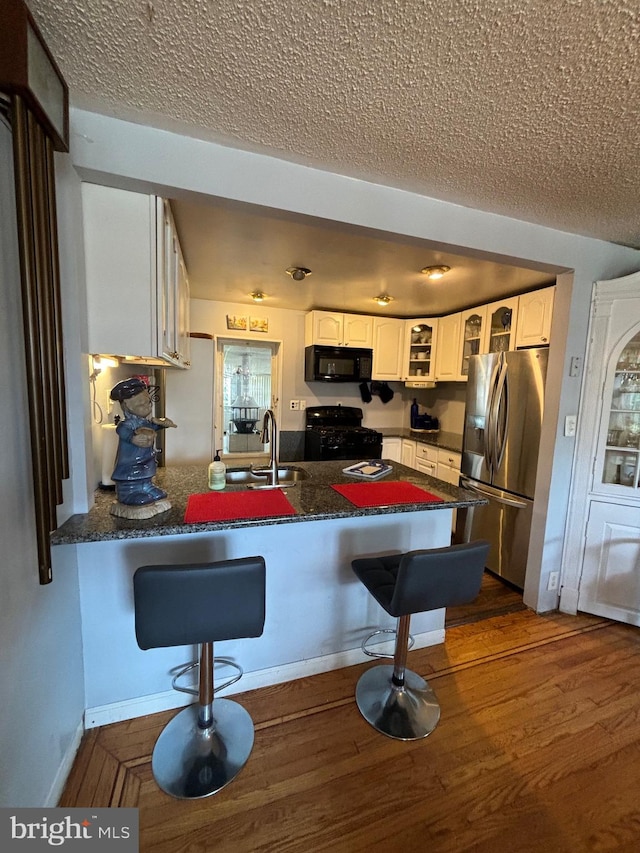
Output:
[[578, 501, 640, 625]]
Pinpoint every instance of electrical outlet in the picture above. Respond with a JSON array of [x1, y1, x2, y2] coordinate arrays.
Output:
[[299, 399, 307, 411], [289, 400, 300, 411], [547, 571, 559, 591], [564, 415, 577, 437]]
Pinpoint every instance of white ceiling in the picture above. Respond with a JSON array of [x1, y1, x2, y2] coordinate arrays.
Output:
[[28, 0, 640, 315]]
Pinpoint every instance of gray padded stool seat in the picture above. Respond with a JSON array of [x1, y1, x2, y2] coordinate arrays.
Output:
[[352, 540, 489, 741], [133, 557, 266, 799]]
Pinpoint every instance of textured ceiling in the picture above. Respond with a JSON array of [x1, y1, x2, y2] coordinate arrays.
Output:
[[26, 0, 640, 313]]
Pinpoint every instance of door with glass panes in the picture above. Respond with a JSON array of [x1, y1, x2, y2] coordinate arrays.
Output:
[[215, 338, 281, 461]]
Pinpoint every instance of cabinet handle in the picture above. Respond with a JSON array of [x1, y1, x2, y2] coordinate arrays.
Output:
[[541, 336, 548, 342]]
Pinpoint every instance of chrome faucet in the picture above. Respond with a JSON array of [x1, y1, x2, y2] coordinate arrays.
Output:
[[253, 409, 279, 486]]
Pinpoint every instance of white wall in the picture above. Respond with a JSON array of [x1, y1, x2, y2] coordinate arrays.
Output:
[[190, 298, 407, 433], [0, 124, 85, 807], [66, 107, 640, 614]]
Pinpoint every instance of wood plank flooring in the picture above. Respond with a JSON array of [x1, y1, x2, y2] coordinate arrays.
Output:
[[60, 579, 640, 852]]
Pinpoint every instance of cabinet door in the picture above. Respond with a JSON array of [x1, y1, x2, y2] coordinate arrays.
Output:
[[515, 287, 554, 347], [176, 249, 191, 367], [83, 183, 156, 359], [459, 307, 487, 379], [382, 437, 402, 462], [372, 317, 405, 380], [405, 319, 438, 382], [158, 201, 191, 368], [577, 501, 640, 625], [401, 439, 416, 468], [158, 199, 177, 363], [435, 313, 462, 381], [305, 311, 343, 346], [484, 298, 519, 353], [343, 314, 373, 347]]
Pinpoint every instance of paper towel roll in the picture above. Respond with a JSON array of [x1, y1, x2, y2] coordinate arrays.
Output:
[[101, 423, 119, 486]]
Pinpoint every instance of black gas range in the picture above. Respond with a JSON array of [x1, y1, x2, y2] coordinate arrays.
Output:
[[304, 405, 383, 461]]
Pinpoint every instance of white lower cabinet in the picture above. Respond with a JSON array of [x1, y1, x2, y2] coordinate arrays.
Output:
[[382, 437, 402, 462], [401, 439, 417, 468], [414, 442, 437, 475], [436, 449, 462, 485]]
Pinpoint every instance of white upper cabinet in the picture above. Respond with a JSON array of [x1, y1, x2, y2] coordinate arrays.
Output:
[[158, 200, 191, 368], [305, 311, 373, 347], [343, 314, 374, 347], [82, 184, 190, 367], [372, 317, 405, 380], [483, 298, 519, 353], [404, 319, 438, 384], [435, 312, 462, 381], [459, 306, 487, 380], [515, 287, 554, 348]]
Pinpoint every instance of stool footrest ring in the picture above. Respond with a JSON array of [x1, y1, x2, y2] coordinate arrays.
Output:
[[171, 658, 243, 697], [361, 627, 415, 659]]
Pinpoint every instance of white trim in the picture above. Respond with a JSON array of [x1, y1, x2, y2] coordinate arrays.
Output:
[[83, 627, 444, 728], [45, 720, 85, 807]]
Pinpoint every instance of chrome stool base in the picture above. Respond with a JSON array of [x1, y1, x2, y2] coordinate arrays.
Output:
[[152, 699, 255, 799], [355, 664, 441, 741]]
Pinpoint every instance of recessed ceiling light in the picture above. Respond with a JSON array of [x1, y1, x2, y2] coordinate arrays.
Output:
[[286, 267, 312, 281], [250, 291, 266, 302], [421, 265, 451, 280], [374, 294, 393, 307]]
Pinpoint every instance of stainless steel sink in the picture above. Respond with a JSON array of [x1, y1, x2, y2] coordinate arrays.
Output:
[[225, 466, 309, 487]]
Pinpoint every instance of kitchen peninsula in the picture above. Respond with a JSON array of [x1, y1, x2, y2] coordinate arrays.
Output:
[[52, 460, 484, 727]]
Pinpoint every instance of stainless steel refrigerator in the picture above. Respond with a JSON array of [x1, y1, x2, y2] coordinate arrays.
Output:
[[457, 348, 548, 589]]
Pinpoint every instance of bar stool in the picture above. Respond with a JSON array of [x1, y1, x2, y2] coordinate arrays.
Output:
[[133, 556, 266, 799], [352, 540, 490, 741]]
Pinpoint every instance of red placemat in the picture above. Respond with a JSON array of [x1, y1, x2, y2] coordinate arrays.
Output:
[[184, 489, 297, 523], [331, 481, 444, 508]]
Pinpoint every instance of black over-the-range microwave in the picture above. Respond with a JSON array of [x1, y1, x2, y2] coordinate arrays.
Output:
[[304, 345, 373, 382]]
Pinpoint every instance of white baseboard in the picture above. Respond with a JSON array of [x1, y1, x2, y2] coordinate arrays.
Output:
[[46, 720, 85, 806], [84, 628, 444, 729]]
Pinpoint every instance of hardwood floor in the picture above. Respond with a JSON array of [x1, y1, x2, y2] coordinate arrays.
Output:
[[60, 580, 640, 852]]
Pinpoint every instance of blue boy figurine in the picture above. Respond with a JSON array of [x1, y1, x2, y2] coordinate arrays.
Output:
[[109, 378, 177, 518]]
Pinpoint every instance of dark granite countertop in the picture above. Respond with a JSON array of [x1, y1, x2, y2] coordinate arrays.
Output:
[[51, 459, 484, 545], [378, 428, 463, 454]]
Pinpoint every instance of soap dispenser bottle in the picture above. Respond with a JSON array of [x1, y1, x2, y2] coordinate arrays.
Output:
[[208, 450, 226, 490]]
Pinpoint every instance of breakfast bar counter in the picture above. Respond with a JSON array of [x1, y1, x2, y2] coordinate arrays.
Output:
[[51, 459, 480, 545], [52, 461, 486, 729]]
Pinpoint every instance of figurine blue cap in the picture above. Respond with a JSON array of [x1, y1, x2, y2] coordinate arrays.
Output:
[[110, 377, 148, 402]]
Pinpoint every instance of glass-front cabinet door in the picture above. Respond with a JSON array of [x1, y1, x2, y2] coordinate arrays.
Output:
[[601, 331, 640, 488], [485, 298, 518, 353], [405, 319, 437, 382], [459, 307, 487, 378]]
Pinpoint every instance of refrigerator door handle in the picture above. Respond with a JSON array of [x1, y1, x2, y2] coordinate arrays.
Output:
[[460, 477, 529, 510], [493, 357, 509, 471], [485, 357, 502, 472]]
